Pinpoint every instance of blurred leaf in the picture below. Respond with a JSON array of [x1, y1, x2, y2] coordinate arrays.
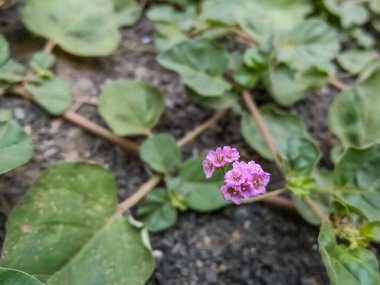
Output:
[[324, 0, 370, 28], [0, 34, 9, 65], [0, 120, 34, 175], [329, 68, 380, 148], [170, 158, 229, 212], [0, 109, 12, 122], [201, 0, 245, 26], [334, 145, 380, 190], [0, 163, 154, 284], [236, 2, 273, 45], [26, 77, 72, 116], [112, 0, 142, 27], [254, 0, 311, 31], [370, 0, 380, 14], [333, 145, 380, 221], [266, 64, 328, 107], [21, 0, 121, 56], [186, 87, 238, 109], [0, 267, 44, 285], [158, 39, 230, 96], [241, 106, 307, 160], [293, 193, 331, 226], [276, 19, 339, 71], [284, 137, 320, 175], [99, 80, 165, 136], [30, 52, 55, 79], [0, 60, 26, 84], [137, 188, 177, 232], [318, 221, 380, 285], [351, 28, 375, 48], [360, 222, 380, 244], [140, 133, 182, 173], [337, 50, 375, 75]]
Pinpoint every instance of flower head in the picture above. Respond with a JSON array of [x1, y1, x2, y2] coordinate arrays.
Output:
[[224, 162, 250, 185], [202, 159, 215, 179], [220, 183, 243, 204], [251, 171, 270, 195]]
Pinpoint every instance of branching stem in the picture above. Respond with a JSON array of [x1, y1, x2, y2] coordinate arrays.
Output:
[[242, 188, 286, 203], [303, 196, 329, 221]]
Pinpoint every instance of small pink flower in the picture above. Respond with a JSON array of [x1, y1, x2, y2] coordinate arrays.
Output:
[[223, 146, 240, 163], [252, 171, 270, 195], [202, 159, 215, 179], [220, 183, 243, 204], [224, 163, 249, 185], [206, 147, 226, 168], [240, 181, 255, 198]]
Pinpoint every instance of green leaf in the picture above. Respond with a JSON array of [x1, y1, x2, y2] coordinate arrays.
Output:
[[370, 0, 380, 14], [0, 109, 12, 122], [318, 221, 380, 285], [200, 0, 245, 26], [351, 28, 375, 49], [1, 162, 154, 284], [112, 0, 142, 27], [186, 87, 238, 110], [292, 193, 330, 226], [333, 145, 380, 222], [236, 2, 273, 45], [171, 158, 229, 212], [284, 137, 320, 175], [337, 50, 375, 75], [360, 222, 380, 244], [241, 106, 307, 160], [0, 34, 9, 65], [30, 52, 55, 71], [21, 0, 121, 56], [324, 0, 370, 28], [334, 145, 380, 190], [0, 60, 26, 84], [137, 188, 177, 232], [254, 0, 312, 31], [140, 133, 182, 173], [25, 77, 72, 116], [276, 19, 339, 71], [329, 67, 380, 148], [0, 120, 34, 175], [0, 267, 44, 285], [99, 80, 165, 136], [158, 39, 230, 96], [266, 64, 328, 107]]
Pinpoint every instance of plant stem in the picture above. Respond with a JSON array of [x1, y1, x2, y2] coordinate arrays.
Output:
[[242, 91, 282, 168], [303, 196, 329, 222], [64, 110, 140, 154], [117, 174, 162, 214], [242, 188, 286, 203], [177, 110, 227, 147], [43, 39, 56, 54], [233, 28, 256, 46], [263, 196, 297, 213], [328, 77, 347, 91]]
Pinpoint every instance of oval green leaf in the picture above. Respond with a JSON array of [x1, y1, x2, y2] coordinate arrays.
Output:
[[1, 162, 154, 284], [0, 120, 34, 175], [140, 133, 182, 173], [137, 188, 177, 232], [21, 0, 121, 56], [99, 80, 165, 136], [158, 39, 230, 97]]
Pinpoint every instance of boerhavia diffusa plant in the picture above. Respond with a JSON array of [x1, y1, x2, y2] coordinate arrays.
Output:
[[203, 146, 270, 204]]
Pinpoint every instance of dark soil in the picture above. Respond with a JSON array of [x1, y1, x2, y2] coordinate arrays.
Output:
[[0, 5, 330, 285]]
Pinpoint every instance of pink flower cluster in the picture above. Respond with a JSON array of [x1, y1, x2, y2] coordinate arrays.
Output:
[[202, 146, 270, 205]]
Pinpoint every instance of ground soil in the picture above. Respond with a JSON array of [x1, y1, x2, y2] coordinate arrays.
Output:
[[0, 5, 333, 285]]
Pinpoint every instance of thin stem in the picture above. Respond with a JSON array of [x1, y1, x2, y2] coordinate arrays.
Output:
[[233, 28, 256, 47], [263, 196, 297, 213], [303, 196, 329, 221], [328, 77, 347, 91], [242, 188, 286, 204], [117, 174, 162, 214], [64, 110, 140, 154], [242, 91, 282, 168], [177, 110, 227, 147], [43, 39, 56, 54]]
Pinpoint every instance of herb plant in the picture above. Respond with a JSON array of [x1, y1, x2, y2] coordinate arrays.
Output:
[[1, 0, 380, 284]]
